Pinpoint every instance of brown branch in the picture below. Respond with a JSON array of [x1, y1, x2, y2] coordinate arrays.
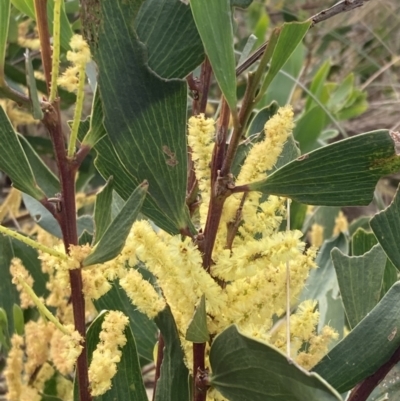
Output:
[[193, 343, 208, 401], [236, 0, 372, 77], [202, 99, 232, 270], [34, 2, 91, 399], [33, 0, 52, 95], [0, 83, 31, 107], [310, 0, 371, 26], [152, 333, 165, 401]]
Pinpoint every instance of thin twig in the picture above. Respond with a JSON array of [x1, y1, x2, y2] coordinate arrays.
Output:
[[236, 0, 372, 77], [310, 0, 371, 25]]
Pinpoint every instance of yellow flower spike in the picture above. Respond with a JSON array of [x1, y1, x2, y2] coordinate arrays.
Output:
[[11, 269, 69, 335], [50, 324, 83, 375], [237, 104, 294, 185], [187, 114, 215, 226], [120, 268, 166, 318], [49, 0, 62, 102], [4, 334, 24, 401], [56, 34, 91, 157], [89, 311, 129, 396]]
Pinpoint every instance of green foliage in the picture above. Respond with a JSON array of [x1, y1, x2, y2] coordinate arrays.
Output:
[[0, 107, 45, 200], [185, 295, 209, 343], [210, 325, 342, 401], [154, 307, 190, 401], [83, 182, 147, 266], [135, 0, 204, 79], [75, 311, 148, 401], [89, 0, 194, 235], [313, 283, 400, 393], [94, 280, 157, 364], [190, 0, 237, 113], [371, 185, 400, 271], [250, 130, 400, 205], [332, 244, 386, 329], [1, 1, 400, 401]]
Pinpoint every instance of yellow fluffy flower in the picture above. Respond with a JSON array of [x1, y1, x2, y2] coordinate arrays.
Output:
[[120, 268, 166, 318], [89, 311, 129, 396], [188, 114, 215, 227]]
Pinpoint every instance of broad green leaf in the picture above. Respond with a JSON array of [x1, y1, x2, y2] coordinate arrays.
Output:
[[259, 21, 311, 96], [135, 0, 204, 79], [190, 0, 237, 113], [293, 106, 326, 153], [210, 325, 342, 401], [351, 228, 377, 256], [94, 280, 157, 364], [12, 304, 24, 335], [0, 107, 44, 200], [381, 259, 398, 297], [19, 134, 60, 197], [83, 182, 147, 266], [313, 282, 400, 393], [371, 185, 400, 271], [0, 0, 10, 71], [154, 306, 190, 401], [93, 177, 113, 245], [74, 311, 148, 401], [186, 294, 209, 343], [87, 0, 194, 235], [250, 130, 400, 206], [94, 135, 183, 234], [332, 244, 386, 329], [305, 60, 330, 111]]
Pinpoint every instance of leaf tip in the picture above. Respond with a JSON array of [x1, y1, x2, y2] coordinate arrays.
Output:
[[140, 180, 149, 191]]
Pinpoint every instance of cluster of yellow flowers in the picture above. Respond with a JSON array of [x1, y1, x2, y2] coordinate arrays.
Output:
[[57, 35, 91, 93], [4, 105, 338, 401]]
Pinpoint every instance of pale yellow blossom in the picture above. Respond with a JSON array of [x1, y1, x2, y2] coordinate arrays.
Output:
[[89, 311, 129, 396]]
